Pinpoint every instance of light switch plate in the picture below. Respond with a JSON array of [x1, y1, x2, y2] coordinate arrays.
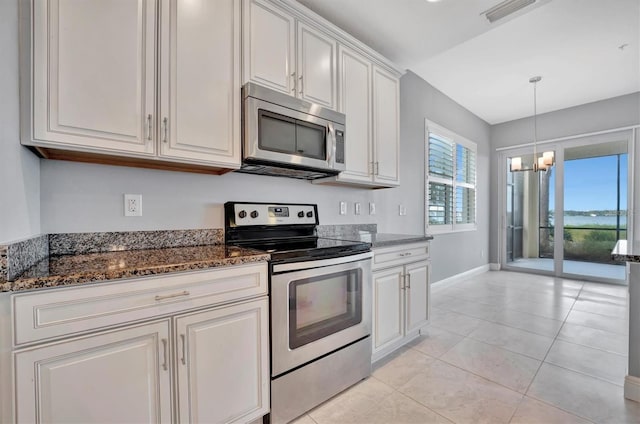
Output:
[[339, 201, 347, 215], [369, 202, 376, 215], [355, 202, 361, 215], [399, 204, 407, 216]]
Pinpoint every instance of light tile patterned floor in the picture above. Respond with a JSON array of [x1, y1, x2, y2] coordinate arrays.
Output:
[[291, 270, 640, 424]]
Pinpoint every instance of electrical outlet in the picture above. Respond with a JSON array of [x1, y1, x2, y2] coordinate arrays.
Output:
[[339, 201, 347, 215], [354, 202, 361, 215], [399, 204, 407, 216], [369, 202, 376, 215], [124, 194, 142, 217]]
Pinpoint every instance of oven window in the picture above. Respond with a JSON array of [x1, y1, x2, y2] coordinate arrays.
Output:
[[289, 269, 362, 349]]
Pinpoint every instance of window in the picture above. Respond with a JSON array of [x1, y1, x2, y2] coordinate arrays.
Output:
[[426, 120, 477, 233]]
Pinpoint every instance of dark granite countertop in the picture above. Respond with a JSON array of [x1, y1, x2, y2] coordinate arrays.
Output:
[[339, 232, 433, 248], [1, 245, 270, 293], [612, 240, 640, 263]]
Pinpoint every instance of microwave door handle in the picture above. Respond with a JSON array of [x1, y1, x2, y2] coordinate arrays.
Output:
[[326, 123, 335, 166]]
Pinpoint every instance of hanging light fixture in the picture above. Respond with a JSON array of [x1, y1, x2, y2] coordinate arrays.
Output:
[[510, 76, 555, 172]]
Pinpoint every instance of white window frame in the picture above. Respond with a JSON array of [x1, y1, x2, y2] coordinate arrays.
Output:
[[425, 119, 478, 234]]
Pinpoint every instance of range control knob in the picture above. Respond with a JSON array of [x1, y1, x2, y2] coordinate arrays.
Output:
[[298, 211, 305, 218], [238, 210, 247, 219], [250, 210, 259, 219], [306, 211, 313, 218]]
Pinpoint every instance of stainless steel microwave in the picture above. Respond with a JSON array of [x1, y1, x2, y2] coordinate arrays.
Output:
[[240, 83, 346, 180]]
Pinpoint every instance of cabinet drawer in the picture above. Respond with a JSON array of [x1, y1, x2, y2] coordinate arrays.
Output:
[[12, 263, 267, 346], [373, 243, 429, 269]]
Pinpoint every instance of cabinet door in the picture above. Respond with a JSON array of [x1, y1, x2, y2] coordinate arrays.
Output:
[[175, 298, 269, 424], [337, 45, 373, 182], [372, 266, 405, 352], [297, 22, 337, 109], [31, 0, 156, 155], [372, 66, 400, 186], [405, 261, 430, 333], [158, 0, 241, 167], [243, 0, 295, 94], [15, 321, 171, 423]]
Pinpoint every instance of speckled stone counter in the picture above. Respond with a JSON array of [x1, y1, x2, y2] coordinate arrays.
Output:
[[343, 232, 433, 248], [612, 240, 640, 262], [1, 245, 269, 293], [611, 240, 640, 401]]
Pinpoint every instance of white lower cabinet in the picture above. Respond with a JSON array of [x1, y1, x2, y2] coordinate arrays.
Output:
[[175, 298, 269, 424], [372, 243, 430, 362], [8, 265, 270, 424], [15, 321, 173, 423]]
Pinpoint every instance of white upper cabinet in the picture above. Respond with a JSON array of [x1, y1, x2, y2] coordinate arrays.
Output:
[[296, 22, 337, 108], [243, 0, 295, 94], [158, 0, 241, 166], [336, 45, 372, 183], [314, 52, 400, 188], [243, 0, 337, 110], [372, 66, 400, 186], [31, 0, 156, 155], [24, 0, 241, 172]]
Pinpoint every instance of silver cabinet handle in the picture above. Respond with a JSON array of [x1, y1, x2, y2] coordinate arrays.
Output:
[[375, 161, 380, 175], [146, 114, 152, 140], [161, 338, 168, 371], [162, 117, 168, 143], [400, 275, 406, 290], [299, 75, 304, 95], [291, 72, 296, 93], [180, 334, 187, 365], [406, 273, 411, 289], [155, 290, 190, 301]]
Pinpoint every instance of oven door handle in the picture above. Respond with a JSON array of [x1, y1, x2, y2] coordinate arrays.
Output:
[[272, 251, 373, 273]]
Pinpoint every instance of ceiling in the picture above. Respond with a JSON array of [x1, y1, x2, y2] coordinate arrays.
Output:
[[296, 0, 640, 124]]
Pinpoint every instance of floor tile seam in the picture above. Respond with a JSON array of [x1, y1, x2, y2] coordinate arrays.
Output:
[[435, 344, 538, 395], [396, 356, 526, 421], [464, 332, 552, 361], [522, 294, 574, 395], [518, 393, 597, 424], [391, 390, 457, 424], [502, 305, 571, 321], [429, 319, 492, 337], [553, 335, 629, 358], [474, 317, 562, 339], [541, 356, 625, 388], [569, 306, 629, 320], [484, 315, 563, 339]]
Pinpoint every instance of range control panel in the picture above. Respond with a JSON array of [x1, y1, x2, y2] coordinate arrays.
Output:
[[230, 203, 318, 226]]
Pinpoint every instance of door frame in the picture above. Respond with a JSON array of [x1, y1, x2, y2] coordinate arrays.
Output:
[[497, 130, 634, 284]]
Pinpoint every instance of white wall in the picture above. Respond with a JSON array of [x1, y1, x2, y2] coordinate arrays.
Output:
[[489, 92, 640, 263], [0, 0, 40, 244], [40, 161, 377, 233], [390, 71, 491, 283]]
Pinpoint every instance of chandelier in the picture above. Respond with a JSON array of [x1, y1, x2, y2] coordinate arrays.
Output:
[[510, 76, 555, 172]]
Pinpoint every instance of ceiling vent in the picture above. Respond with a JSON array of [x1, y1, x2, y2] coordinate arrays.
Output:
[[482, 0, 536, 23]]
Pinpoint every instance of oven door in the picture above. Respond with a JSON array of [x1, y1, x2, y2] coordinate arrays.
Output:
[[270, 252, 372, 377]]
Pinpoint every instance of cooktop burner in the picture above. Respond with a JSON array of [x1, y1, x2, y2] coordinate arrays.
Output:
[[224, 202, 371, 263]]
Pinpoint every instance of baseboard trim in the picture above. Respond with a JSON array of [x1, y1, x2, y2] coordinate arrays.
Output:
[[489, 263, 501, 271], [431, 264, 490, 288], [625, 375, 640, 402]]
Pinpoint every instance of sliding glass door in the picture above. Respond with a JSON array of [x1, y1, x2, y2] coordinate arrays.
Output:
[[502, 134, 631, 284]]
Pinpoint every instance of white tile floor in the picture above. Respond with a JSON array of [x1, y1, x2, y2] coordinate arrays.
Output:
[[291, 270, 640, 424]]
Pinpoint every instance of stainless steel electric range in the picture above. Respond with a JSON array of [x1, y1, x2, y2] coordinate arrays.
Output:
[[224, 202, 373, 424]]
